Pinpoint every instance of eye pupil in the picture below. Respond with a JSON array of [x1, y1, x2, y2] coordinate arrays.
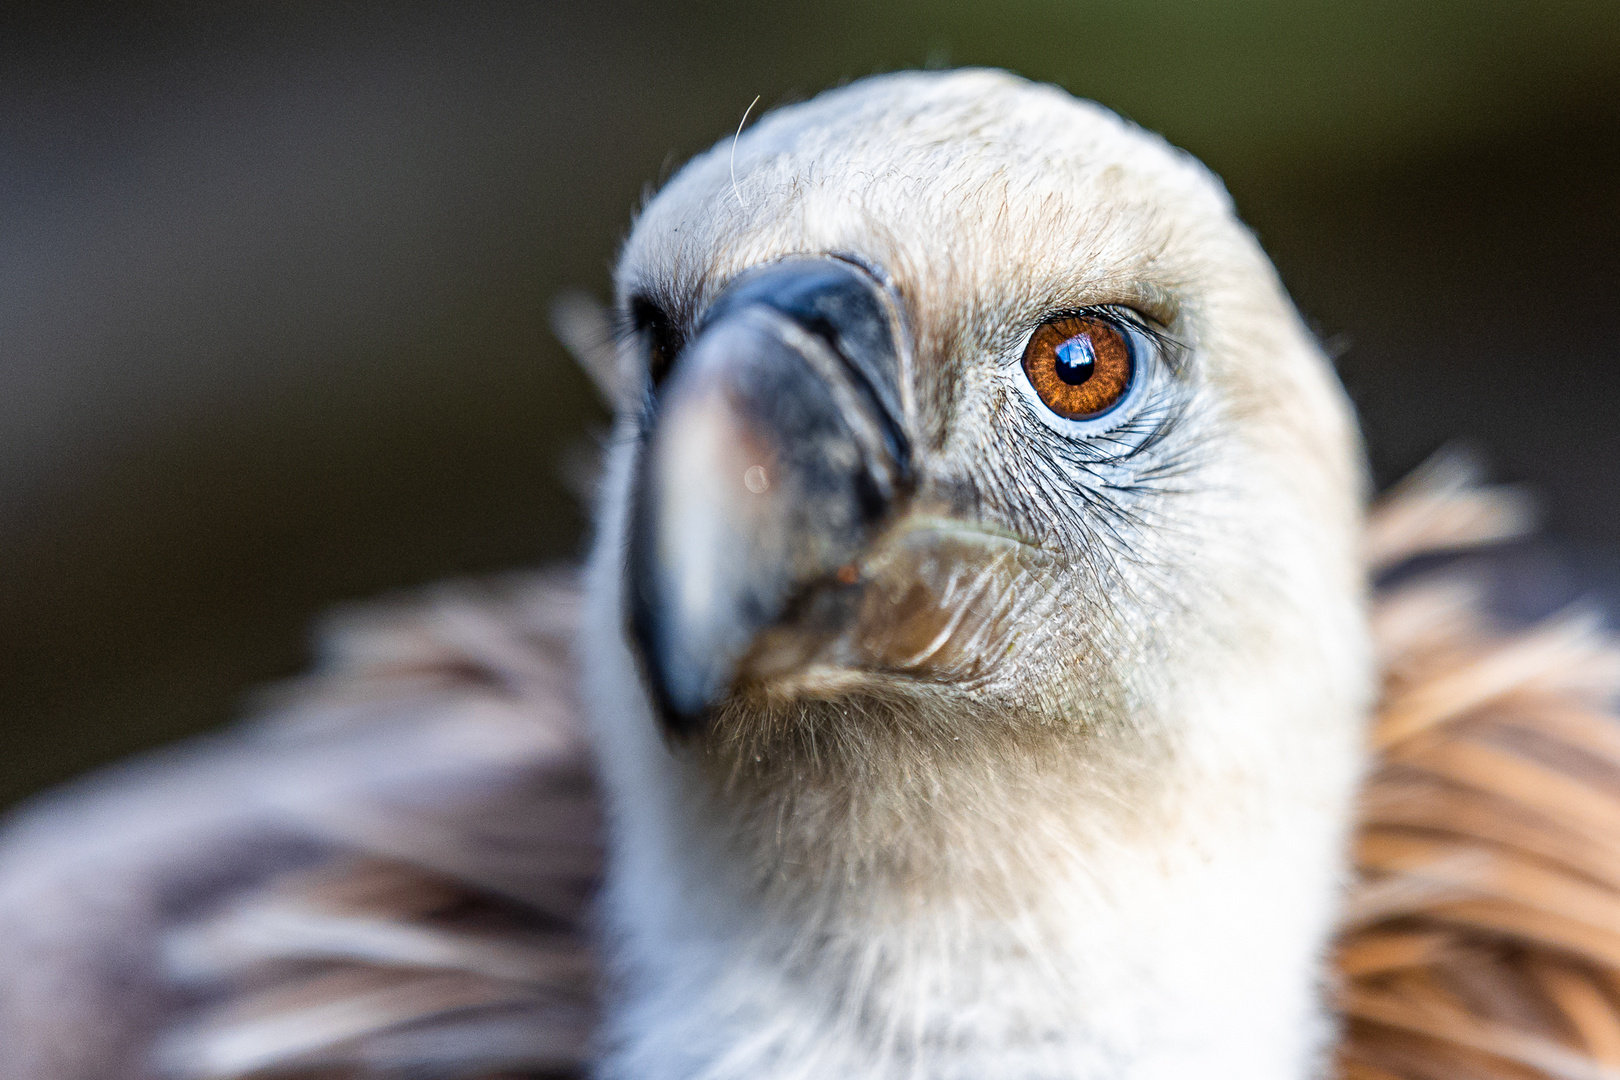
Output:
[[1054, 336, 1096, 385], [631, 297, 682, 387]]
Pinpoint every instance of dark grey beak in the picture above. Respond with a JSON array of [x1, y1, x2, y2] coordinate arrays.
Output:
[[627, 257, 911, 730]]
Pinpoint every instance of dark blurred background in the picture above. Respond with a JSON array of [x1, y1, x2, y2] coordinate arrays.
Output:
[[2, 0, 1617, 809]]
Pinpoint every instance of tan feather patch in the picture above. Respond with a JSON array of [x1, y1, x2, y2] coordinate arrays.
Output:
[[1339, 478, 1620, 1080]]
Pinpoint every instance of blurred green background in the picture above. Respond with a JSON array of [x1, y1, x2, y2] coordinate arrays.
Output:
[[2, 0, 1617, 808]]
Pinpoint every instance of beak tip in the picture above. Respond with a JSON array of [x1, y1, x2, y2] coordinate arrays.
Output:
[[626, 553, 734, 732], [632, 618, 727, 733]]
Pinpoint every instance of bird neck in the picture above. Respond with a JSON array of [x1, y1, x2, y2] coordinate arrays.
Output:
[[583, 617, 1357, 1079], [580, 452, 1364, 1080]]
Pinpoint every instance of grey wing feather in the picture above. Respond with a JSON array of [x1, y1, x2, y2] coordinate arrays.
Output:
[[0, 571, 602, 1080]]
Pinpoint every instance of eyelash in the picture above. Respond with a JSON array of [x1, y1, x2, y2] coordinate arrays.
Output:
[[1026, 306, 1180, 368]]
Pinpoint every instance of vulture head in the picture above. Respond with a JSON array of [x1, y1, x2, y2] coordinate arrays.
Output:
[[581, 69, 1371, 1078]]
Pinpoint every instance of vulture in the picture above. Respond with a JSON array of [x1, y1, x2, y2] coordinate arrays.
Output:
[[3, 68, 1619, 1080]]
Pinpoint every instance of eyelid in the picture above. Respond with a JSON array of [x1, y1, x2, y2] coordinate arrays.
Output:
[[1091, 282, 1180, 329], [1088, 305, 1187, 373], [1080, 305, 1170, 344], [1007, 305, 1170, 364]]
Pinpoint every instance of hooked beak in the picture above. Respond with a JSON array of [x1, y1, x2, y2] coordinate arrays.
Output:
[[627, 257, 912, 730]]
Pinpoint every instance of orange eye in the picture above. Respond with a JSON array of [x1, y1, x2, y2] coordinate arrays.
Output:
[[1021, 315, 1135, 420]]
